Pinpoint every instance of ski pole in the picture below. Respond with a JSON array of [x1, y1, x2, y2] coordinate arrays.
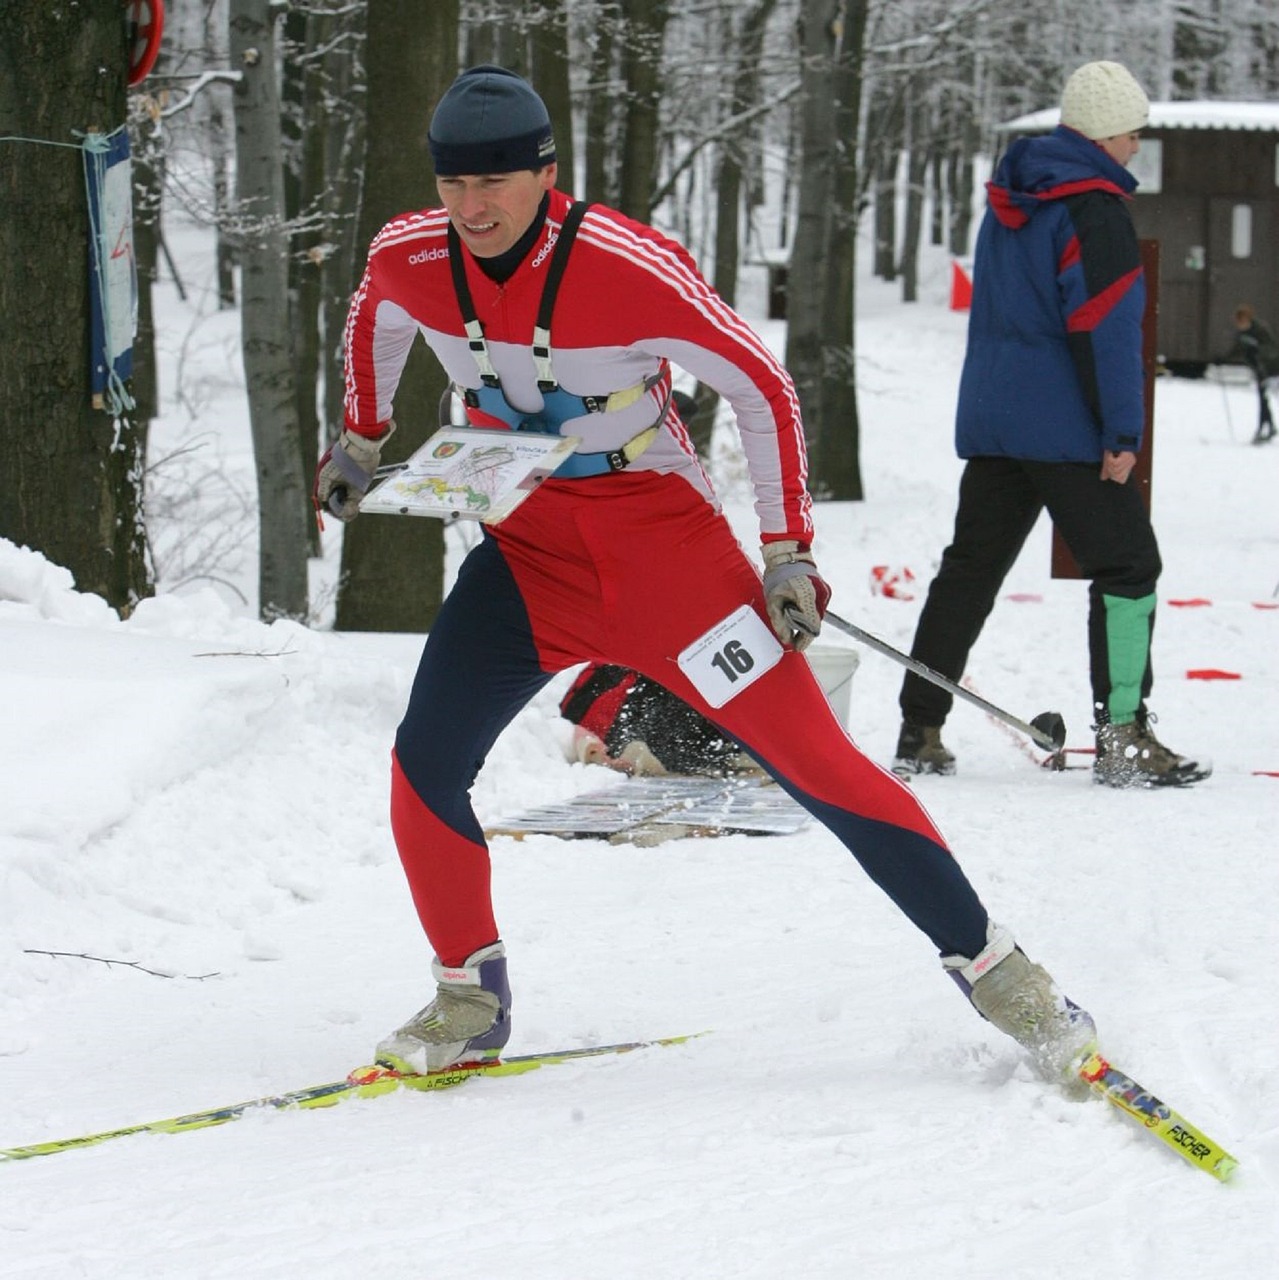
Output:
[[790, 607, 1066, 753], [1215, 369, 1235, 442]]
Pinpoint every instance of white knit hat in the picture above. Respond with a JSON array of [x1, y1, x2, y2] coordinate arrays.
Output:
[[1060, 61, 1149, 140]]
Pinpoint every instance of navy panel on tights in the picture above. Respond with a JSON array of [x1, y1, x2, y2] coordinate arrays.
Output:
[[394, 534, 554, 841]]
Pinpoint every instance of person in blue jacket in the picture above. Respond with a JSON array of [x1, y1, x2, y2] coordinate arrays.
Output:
[[893, 61, 1208, 788]]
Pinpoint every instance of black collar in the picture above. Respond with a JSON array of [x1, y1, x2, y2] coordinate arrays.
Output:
[[475, 192, 551, 284]]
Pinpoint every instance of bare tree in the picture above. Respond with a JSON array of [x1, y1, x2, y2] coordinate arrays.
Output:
[[334, 0, 458, 633], [207, 11, 238, 312], [130, 94, 164, 428], [281, 10, 322, 555], [530, 0, 577, 195], [316, 4, 367, 436], [459, 0, 577, 195], [0, 0, 151, 612], [582, 2, 625, 204], [785, 0, 867, 500], [899, 83, 929, 302], [684, 0, 780, 457], [617, 0, 672, 221], [463, 0, 523, 66], [864, 72, 903, 283], [228, 0, 311, 619]]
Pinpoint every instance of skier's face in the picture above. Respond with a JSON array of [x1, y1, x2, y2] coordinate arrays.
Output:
[[1099, 132, 1141, 168], [437, 165, 558, 258]]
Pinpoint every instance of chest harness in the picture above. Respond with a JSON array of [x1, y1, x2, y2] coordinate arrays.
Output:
[[447, 201, 669, 479]]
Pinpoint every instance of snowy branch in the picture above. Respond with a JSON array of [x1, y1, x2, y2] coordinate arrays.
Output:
[[151, 71, 244, 120], [650, 79, 802, 211]]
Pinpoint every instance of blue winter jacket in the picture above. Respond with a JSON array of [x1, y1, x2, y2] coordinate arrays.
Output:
[[956, 126, 1145, 461]]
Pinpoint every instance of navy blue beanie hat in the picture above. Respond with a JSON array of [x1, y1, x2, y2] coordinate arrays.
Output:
[[428, 65, 556, 175]]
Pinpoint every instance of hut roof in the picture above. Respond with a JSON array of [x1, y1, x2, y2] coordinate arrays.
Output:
[[999, 101, 1279, 134]]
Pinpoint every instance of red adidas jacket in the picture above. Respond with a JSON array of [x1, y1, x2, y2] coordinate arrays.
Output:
[[342, 187, 814, 544]]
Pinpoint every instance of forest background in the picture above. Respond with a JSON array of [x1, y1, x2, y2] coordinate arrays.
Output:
[[1, 0, 1277, 626]]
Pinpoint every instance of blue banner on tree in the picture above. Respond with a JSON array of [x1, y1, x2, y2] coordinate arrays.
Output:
[[84, 126, 136, 414]]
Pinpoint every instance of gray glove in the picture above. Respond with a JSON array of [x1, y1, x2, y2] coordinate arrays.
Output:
[[313, 420, 396, 522], [761, 540, 831, 652]]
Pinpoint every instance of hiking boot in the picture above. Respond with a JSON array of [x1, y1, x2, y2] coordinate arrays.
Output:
[[1093, 714, 1210, 788], [944, 923, 1098, 1080], [892, 722, 956, 776], [376, 942, 511, 1074]]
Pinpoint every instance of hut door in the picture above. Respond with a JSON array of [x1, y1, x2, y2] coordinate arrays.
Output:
[[1208, 198, 1275, 345]]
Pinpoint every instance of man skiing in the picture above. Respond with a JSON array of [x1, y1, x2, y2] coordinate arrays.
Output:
[[316, 65, 1097, 1084]]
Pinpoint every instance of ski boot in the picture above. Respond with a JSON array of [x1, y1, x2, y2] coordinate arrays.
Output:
[[376, 941, 511, 1074]]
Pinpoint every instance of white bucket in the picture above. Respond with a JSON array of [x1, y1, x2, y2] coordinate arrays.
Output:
[[804, 644, 860, 726]]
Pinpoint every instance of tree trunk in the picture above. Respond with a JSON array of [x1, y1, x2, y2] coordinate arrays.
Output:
[[617, 0, 670, 222], [283, 10, 322, 555], [228, 0, 311, 620], [930, 151, 944, 246], [899, 92, 928, 304], [710, 0, 778, 307], [210, 102, 238, 307], [865, 77, 902, 283], [0, 0, 151, 613], [131, 103, 162, 426], [463, 0, 523, 67], [810, 0, 866, 501], [948, 138, 976, 257], [785, 0, 838, 458], [583, 4, 622, 205], [334, 0, 458, 634], [697, 0, 779, 460], [872, 148, 897, 281], [206, 2, 237, 307], [319, 3, 366, 437], [530, 0, 576, 196]]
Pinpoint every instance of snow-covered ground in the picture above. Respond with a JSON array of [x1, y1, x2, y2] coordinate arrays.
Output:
[[2, 205, 1277, 1278]]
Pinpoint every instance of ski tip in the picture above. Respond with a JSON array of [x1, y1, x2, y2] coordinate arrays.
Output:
[[1075, 1049, 1241, 1183]]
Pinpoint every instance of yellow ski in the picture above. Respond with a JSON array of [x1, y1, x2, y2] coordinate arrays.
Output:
[[1077, 1050, 1239, 1182], [0, 1034, 699, 1163]]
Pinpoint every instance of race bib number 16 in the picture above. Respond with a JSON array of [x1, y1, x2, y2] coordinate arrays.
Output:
[[676, 604, 783, 709]]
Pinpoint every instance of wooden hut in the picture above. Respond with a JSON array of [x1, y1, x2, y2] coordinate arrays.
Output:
[[1000, 102, 1279, 374]]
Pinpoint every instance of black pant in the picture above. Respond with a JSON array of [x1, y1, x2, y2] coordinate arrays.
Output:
[[1255, 380, 1276, 441], [900, 457, 1162, 728]]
